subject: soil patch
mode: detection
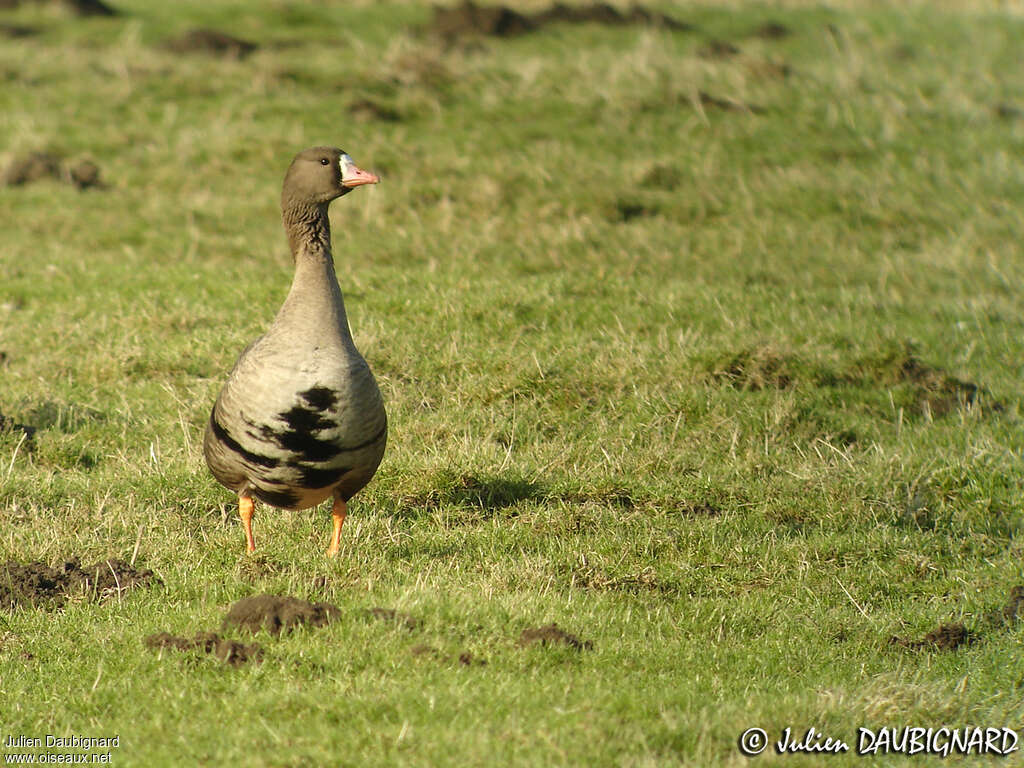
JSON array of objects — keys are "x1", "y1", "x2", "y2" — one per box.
[
  {"x1": 890, "y1": 585, "x2": 1024, "y2": 651},
  {"x1": 144, "y1": 631, "x2": 263, "y2": 666},
  {"x1": 889, "y1": 622, "x2": 971, "y2": 651},
  {"x1": 431, "y1": 3, "x2": 532, "y2": 38},
  {"x1": 614, "y1": 197, "x2": 660, "y2": 222},
  {"x1": 162, "y1": 28, "x2": 257, "y2": 58},
  {"x1": 751, "y1": 22, "x2": 790, "y2": 40},
  {"x1": 852, "y1": 341, "x2": 984, "y2": 417},
  {"x1": 996, "y1": 103, "x2": 1023, "y2": 121},
  {"x1": 366, "y1": 607, "x2": 422, "y2": 630},
  {"x1": 427, "y1": 1, "x2": 691, "y2": 41},
  {"x1": 3, "y1": 153, "x2": 104, "y2": 189},
  {"x1": 983, "y1": 585, "x2": 1024, "y2": 627},
  {"x1": 222, "y1": 594, "x2": 340, "y2": 636},
  {"x1": 0, "y1": 558, "x2": 157, "y2": 610},
  {"x1": 3, "y1": 152, "x2": 61, "y2": 186},
  {"x1": 68, "y1": 160, "x2": 101, "y2": 189},
  {"x1": 517, "y1": 623, "x2": 593, "y2": 651}
]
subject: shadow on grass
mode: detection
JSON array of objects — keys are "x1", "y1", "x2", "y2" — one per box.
[
  {"x1": 392, "y1": 471, "x2": 727, "y2": 524},
  {"x1": 392, "y1": 471, "x2": 544, "y2": 520}
]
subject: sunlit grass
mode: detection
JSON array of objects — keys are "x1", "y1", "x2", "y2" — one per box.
[{"x1": 1, "y1": 1, "x2": 1022, "y2": 766}]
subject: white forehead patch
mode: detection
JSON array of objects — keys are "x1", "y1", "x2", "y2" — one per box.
[{"x1": 340, "y1": 154, "x2": 354, "y2": 172}]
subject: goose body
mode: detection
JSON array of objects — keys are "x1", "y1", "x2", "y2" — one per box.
[{"x1": 203, "y1": 147, "x2": 386, "y2": 555}]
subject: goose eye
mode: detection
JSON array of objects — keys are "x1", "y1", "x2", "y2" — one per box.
[{"x1": 320, "y1": 158, "x2": 330, "y2": 166}]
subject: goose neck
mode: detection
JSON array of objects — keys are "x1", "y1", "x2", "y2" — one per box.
[{"x1": 283, "y1": 200, "x2": 332, "y2": 260}]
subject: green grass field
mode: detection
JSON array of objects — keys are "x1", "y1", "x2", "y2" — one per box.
[{"x1": 1, "y1": 0, "x2": 1023, "y2": 765}]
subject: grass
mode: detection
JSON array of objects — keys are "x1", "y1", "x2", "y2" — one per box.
[{"x1": 1, "y1": 0, "x2": 1023, "y2": 765}]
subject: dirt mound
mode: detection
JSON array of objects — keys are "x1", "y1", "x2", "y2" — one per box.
[
  {"x1": 982, "y1": 585, "x2": 1024, "y2": 627},
  {"x1": 852, "y1": 341, "x2": 984, "y2": 417},
  {"x1": 3, "y1": 152, "x2": 61, "y2": 186},
  {"x1": 517, "y1": 623, "x2": 593, "y2": 650},
  {"x1": 222, "y1": 594, "x2": 341, "y2": 636},
  {"x1": 162, "y1": 28, "x2": 257, "y2": 58},
  {"x1": 613, "y1": 197, "x2": 660, "y2": 222},
  {"x1": 996, "y1": 103, "x2": 1023, "y2": 120},
  {"x1": 889, "y1": 622, "x2": 971, "y2": 651},
  {"x1": 0, "y1": 557, "x2": 158, "y2": 610},
  {"x1": 68, "y1": 160, "x2": 101, "y2": 189},
  {"x1": 148, "y1": 594, "x2": 338, "y2": 667},
  {"x1": 752, "y1": 22, "x2": 790, "y2": 40},
  {"x1": 427, "y1": 1, "x2": 691, "y2": 41},
  {"x1": 889, "y1": 585, "x2": 1024, "y2": 651},
  {"x1": 430, "y1": 2, "x2": 532, "y2": 38},
  {"x1": 147, "y1": 598, "x2": 433, "y2": 669},
  {"x1": 144, "y1": 631, "x2": 263, "y2": 666},
  {"x1": 3, "y1": 152, "x2": 104, "y2": 189}
]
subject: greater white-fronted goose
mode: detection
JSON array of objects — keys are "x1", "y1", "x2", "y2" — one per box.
[{"x1": 203, "y1": 147, "x2": 386, "y2": 557}]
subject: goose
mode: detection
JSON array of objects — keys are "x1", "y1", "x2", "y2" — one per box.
[{"x1": 203, "y1": 147, "x2": 386, "y2": 557}]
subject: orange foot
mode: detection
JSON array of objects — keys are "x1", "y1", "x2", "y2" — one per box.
[
  {"x1": 239, "y1": 495, "x2": 256, "y2": 554},
  {"x1": 327, "y1": 497, "x2": 347, "y2": 558}
]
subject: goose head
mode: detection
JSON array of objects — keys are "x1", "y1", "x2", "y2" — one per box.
[{"x1": 282, "y1": 147, "x2": 380, "y2": 207}]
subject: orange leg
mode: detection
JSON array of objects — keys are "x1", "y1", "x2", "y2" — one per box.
[
  {"x1": 327, "y1": 497, "x2": 347, "y2": 558},
  {"x1": 239, "y1": 494, "x2": 256, "y2": 554}
]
